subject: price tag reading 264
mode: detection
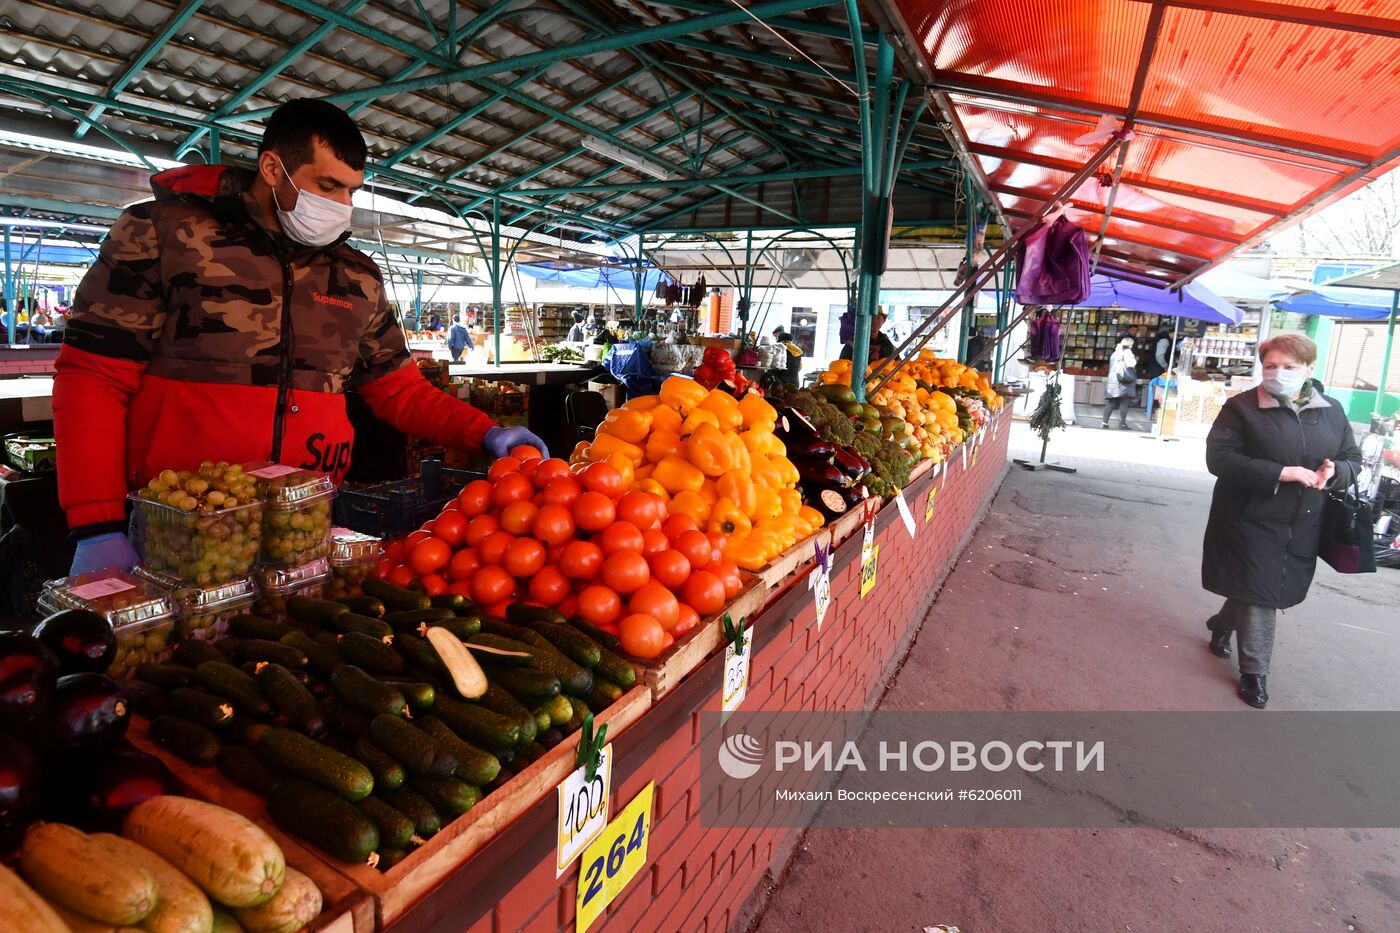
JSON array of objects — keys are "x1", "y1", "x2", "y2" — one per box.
[
  {"x1": 576, "y1": 783, "x2": 654, "y2": 932},
  {"x1": 556, "y1": 746, "x2": 612, "y2": 876}
]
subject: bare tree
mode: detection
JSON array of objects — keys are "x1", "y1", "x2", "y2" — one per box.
[{"x1": 1289, "y1": 172, "x2": 1400, "y2": 257}]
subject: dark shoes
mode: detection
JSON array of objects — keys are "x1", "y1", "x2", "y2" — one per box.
[
  {"x1": 1206, "y1": 616, "x2": 1232, "y2": 658},
  {"x1": 1238, "y1": 674, "x2": 1268, "y2": 709}
]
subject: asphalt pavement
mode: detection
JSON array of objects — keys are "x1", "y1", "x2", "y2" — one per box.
[{"x1": 742, "y1": 420, "x2": 1400, "y2": 933}]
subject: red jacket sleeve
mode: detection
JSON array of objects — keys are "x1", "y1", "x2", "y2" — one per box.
[
  {"x1": 53, "y1": 344, "x2": 146, "y2": 530},
  {"x1": 359, "y1": 362, "x2": 496, "y2": 455}
]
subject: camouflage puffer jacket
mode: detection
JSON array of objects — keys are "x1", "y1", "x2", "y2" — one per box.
[{"x1": 54, "y1": 164, "x2": 494, "y2": 532}]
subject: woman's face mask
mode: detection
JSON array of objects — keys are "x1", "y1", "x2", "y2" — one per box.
[
  {"x1": 1261, "y1": 354, "x2": 1311, "y2": 398},
  {"x1": 270, "y1": 154, "x2": 353, "y2": 247}
]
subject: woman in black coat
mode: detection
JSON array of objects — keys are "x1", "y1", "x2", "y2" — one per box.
[{"x1": 1202, "y1": 334, "x2": 1362, "y2": 708}]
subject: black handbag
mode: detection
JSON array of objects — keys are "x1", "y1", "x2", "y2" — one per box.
[{"x1": 1320, "y1": 479, "x2": 1376, "y2": 574}]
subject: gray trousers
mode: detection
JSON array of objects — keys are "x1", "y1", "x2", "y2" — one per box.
[{"x1": 1213, "y1": 599, "x2": 1278, "y2": 675}]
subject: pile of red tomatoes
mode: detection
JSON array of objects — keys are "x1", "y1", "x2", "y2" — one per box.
[{"x1": 374, "y1": 447, "x2": 745, "y2": 659}]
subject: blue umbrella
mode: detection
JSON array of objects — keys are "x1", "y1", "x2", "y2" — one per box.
[
  {"x1": 1082, "y1": 274, "x2": 1242, "y2": 325},
  {"x1": 1275, "y1": 285, "x2": 1394, "y2": 320}
]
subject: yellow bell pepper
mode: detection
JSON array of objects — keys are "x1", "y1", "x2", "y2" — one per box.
[
  {"x1": 798, "y1": 504, "x2": 826, "y2": 530},
  {"x1": 725, "y1": 433, "x2": 752, "y2": 474},
  {"x1": 681, "y1": 408, "x2": 721, "y2": 434},
  {"x1": 738, "y1": 392, "x2": 776, "y2": 427},
  {"x1": 725, "y1": 537, "x2": 768, "y2": 571},
  {"x1": 587, "y1": 432, "x2": 645, "y2": 466},
  {"x1": 717, "y1": 470, "x2": 758, "y2": 518},
  {"x1": 635, "y1": 478, "x2": 670, "y2": 501},
  {"x1": 707, "y1": 498, "x2": 753, "y2": 537},
  {"x1": 653, "y1": 456, "x2": 704, "y2": 495},
  {"x1": 778, "y1": 488, "x2": 802, "y2": 516},
  {"x1": 698, "y1": 390, "x2": 743, "y2": 431},
  {"x1": 669, "y1": 489, "x2": 712, "y2": 525},
  {"x1": 749, "y1": 458, "x2": 781, "y2": 490},
  {"x1": 752, "y1": 486, "x2": 783, "y2": 522},
  {"x1": 634, "y1": 463, "x2": 655, "y2": 482},
  {"x1": 686, "y1": 422, "x2": 734, "y2": 477},
  {"x1": 649, "y1": 403, "x2": 683, "y2": 435},
  {"x1": 605, "y1": 452, "x2": 635, "y2": 489},
  {"x1": 699, "y1": 478, "x2": 718, "y2": 505},
  {"x1": 623, "y1": 396, "x2": 661, "y2": 412},
  {"x1": 741, "y1": 429, "x2": 769, "y2": 459},
  {"x1": 569, "y1": 441, "x2": 590, "y2": 464},
  {"x1": 660, "y1": 375, "x2": 708, "y2": 413},
  {"x1": 645, "y1": 429, "x2": 684, "y2": 464},
  {"x1": 764, "y1": 433, "x2": 787, "y2": 457},
  {"x1": 769, "y1": 455, "x2": 800, "y2": 486},
  {"x1": 600, "y1": 408, "x2": 653, "y2": 444}
]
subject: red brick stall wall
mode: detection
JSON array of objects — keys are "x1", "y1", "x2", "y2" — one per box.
[
  {"x1": 0, "y1": 345, "x2": 59, "y2": 375},
  {"x1": 392, "y1": 411, "x2": 1013, "y2": 933}
]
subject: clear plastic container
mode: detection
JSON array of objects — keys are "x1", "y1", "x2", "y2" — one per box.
[
  {"x1": 40, "y1": 570, "x2": 177, "y2": 678},
  {"x1": 327, "y1": 528, "x2": 383, "y2": 600},
  {"x1": 254, "y1": 557, "x2": 332, "y2": 619},
  {"x1": 134, "y1": 567, "x2": 256, "y2": 643},
  {"x1": 129, "y1": 491, "x2": 263, "y2": 586},
  {"x1": 247, "y1": 463, "x2": 336, "y2": 567}
]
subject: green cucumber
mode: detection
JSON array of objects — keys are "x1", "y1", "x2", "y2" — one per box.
[
  {"x1": 331, "y1": 665, "x2": 408, "y2": 718},
  {"x1": 280, "y1": 629, "x2": 344, "y2": 679},
  {"x1": 479, "y1": 617, "x2": 530, "y2": 640},
  {"x1": 465, "y1": 634, "x2": 536, "y2": 666},
  {"x1": 409, "y1": 775, "x2": 481, "y2": 818},
  {"x1": 221, "y1": 637, "x2": 308, "y2": 669},
  {"x1": 268, "y1": 779, "x2": 379, "y2": 865},
  {"x1": 168, "y1": 687, "x2": 237, "y2": 731},
  {"x1": 429, "y1": 593, "x2": 469, "y2": 612},
  {"x1": 485, "y1": 666, "x2": 561, "y2": 704},
  {"x1": 595, "y1": 647, "x2": 637, "y2": 688},
  {"x1": 383, "y1": 607, "x2": 456, "y2": 632},
  {"x1": 135, "y1": 663, "x2": 194, "y2": 691},
  {"x1": 543, "y1": 694, "x2": 574, "y2": 729},
  {"x1": 193, "y1": 661, "x2": 274, "y2": 717},
  {"x1": 587, "y1": 682, "x2": 624, "y2": 710},
  {"x1": 418, "y1": 717, "x2": 501, "y2": 786},
  {"x1": 227, "y1": 613, "x2": 290, "y2": 641},
  {"x1": 286, "y1": 595, "x2": 350, "y2": 626},
  {"x1": 326, "y1": 612, "x2": 395, "y2": 640},
  {"x1": 217, "y1": 745, "x2": 281, "y2": 795},
  {"x1": 363, "y1": 578, "x2": 432, "y2": 613},
  {"x1": 337, "y1": 631, "x2": 407, "y2": 674},
  {"x1": 382, "y1": 788, "x2": 440, "y2": 839},
  {"x1": 427, "y1": 616, "x2": 481, "y2": 641},
  {"x1": 256, "y1": 725, "x2": 375, "y2": 800},
  {"x1": 506, "y1": 603, "x2": 568, "y2": 626},
  {"x1": 173, "y1": 639, "x2": 228, "y2": 668},
  {"x1": 513, "y1": 631, "x2": 593, "y2": 697},
  {"x1": 368, "y1": 715, "x2": 458, "y2": 778},
  {"x1": 356, "y1": 796, "x2": 415, "y2": 851},
  {"x1": 521, "y1": 742, "x2": 548, "y2": 764},
  {"x1": 565, "y1": 698, "x2": 591, "y2": 731},
  {"x1": 352, "y1": 735, "x2": 407, "y2": 793},
  {"x1": 256, "y1": 662, "x2": 327, "y2": 738},
  {"x1": 529, "y1": 706, "x2": 552, "y2": 734},
  {"x1": 523, "y1": 620, "x2": 601, "y2": 668},
  {"x1": 375, "y1": 677, "x2": 436, "y2": 716},
  {"x1": 122, "y1": 679, "x2": 167, "y2": 718},
  {"x1": 432, "y1": 694, "x2": 520, "y2": 750},
  {"x1": 474, "y1": 683, "x2": 537, "y2": 746},
  {"x1": 320, "y1": 697, "x2": 371, "y2": 737},
  {"x1": 375, "y1": 848, "x2": 408, "y2": 872},
  {"x1": 394, "y1": 635, "x2": 445, "y2": 673},
  {"x1": 567, "y1": 617, "x2": 623, "y2": 651},
  {"x1": 149, "y1": 715, "x2": 221, "y2": 765},
  {"x1": 338, "y1": 595, "x2": 387, "y2": 618}
]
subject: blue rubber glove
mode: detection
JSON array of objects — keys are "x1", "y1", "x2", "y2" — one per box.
[
  {"x1": 70, "y1": 531, "x2": 140, "y2": 576},
  {"x1": 483, "y1": 425, "x2": 549, "y2": 459}
]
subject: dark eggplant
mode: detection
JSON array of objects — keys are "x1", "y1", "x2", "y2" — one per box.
[
  {"x1": 30, "y1": 609, "x2": 117, "y2": 676},
  {"x1": 0, "y1": 632, "x2": 59, "y2": 719},
  {"x1": 831, "y1": 445, "x2": 871, "y2": 479},
  {"x1": 0, "y1": 742, "x2": 41, "y2": 826},
  {"x1": 48, "y1": 672, "x2": 130, "y2": 752},
  {"x1": 796, "y1": 458, "x2": 850, "y2": 489},
  {"x1": 83, "y1": 747, "x2": 172, "y2": 830}
]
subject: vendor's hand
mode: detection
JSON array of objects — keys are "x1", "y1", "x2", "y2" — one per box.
[
  {"x1": 1279, "y1": 465, "x2": 1319, "y2": 487},
  {"x1": 70, "y1": 531, "x2": 140, "y2": 576},
  {"x1": 1313, "y1": 459, "x2": 1336, "y2": 490},
  {"x1": 483, "y1": 425, "x2": 549, "y2": 459}
]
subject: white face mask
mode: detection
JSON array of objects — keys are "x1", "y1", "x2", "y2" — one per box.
[
  {"x1": 1262, "y1": 368, "x2": 1308, "y2": 398},
  {"x1": 269, "y1": 155, "x2": 352, "y2": 247}
]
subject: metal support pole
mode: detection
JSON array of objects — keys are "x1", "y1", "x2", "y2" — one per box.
[
  {"x1": 491, "y1": 197, "x2": 502, "y2": 367},
  {"x1": 1376, "y1": 289, "x2": 1399, "y2": 419},
  {"x1": 958, "y1": 176, "x2": 976, "y2": 364},
  {"x1": 632, "y1": 240, "x2": 644, "y2": 327},
  {"x1": 209, "y1": 127, "x2": 220, "y2": 164},
  {"x1": 413, "y1": 269, "x2": 423, "y2": 329},
  {"x1": 739, "y1": 228, "x2": 755, "y2": 345},
  {"x1": 3, "y1": 226, "x2": 13, "y2": 346}
]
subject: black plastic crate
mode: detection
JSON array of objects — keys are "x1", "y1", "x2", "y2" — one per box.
[{"x1": 333, "y1": 460, "x2": 484, "y2": 538}]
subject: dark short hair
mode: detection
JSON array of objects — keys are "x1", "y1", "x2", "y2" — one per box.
[{"x1": 259, "y1": 99, "x2": 367, "y2": 172}]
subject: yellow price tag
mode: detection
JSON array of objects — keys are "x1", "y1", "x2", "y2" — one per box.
[
  {"x1": 859, "y1": 544, "x2": 879, "y2": 598},
  {"x1": 576, "y1": 783, "x2": 654, "y2": 933},
  {"x1": 924, "y1": 486, "x2": 938, "y2": 523}
]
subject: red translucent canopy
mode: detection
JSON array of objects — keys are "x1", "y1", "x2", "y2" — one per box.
[{"x1": 889, "y1": 0, "x2": 1400, "y2": 284}]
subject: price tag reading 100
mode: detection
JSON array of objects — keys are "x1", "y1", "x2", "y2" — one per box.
[
  {"x1": 556, "y1": 745, "x2": 612, "y2": 876},
  {"x1": 576, "y1": 782, "x2": 654, "y2": 933}
]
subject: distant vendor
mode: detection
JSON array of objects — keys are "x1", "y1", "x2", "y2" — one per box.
[{"x1": 839, "y1": 311, "x2": 896, "y2": 362}]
